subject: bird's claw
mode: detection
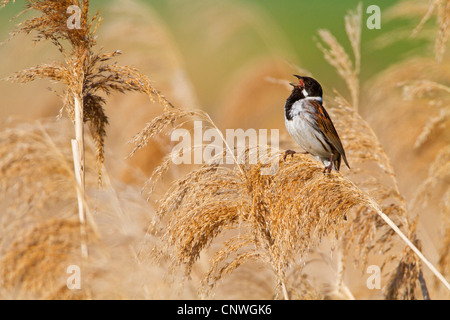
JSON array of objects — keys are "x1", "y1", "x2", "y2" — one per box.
[
  {"x1": 283, "y1": 150, "x2": 297, "y2": 161},
  {"x1": 323, "y1": 163, "x2": 333, "y2": 174}
]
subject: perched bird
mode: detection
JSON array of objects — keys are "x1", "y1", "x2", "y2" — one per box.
[{"x1": 284, "y1": 75, "x2": 350, "y2": 173}]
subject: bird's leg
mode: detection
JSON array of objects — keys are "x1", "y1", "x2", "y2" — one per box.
[
  {"x1": 323, "y1": 154, "x2": 334, "y2": 173},
  {"x1": 283, "y1": 149, "x2": 297, "y2": 161}
]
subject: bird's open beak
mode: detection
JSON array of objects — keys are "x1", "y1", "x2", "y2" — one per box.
[{"x1": 292, "y1": 74, "x2": 304, "y2": 88}]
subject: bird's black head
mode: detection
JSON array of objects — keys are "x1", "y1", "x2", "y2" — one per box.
[{"x1": 290, "y1": 75, "x2": 323, "y2": 98}]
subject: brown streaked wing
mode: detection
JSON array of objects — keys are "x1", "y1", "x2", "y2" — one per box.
[{"x1": 307, "y1": 100, "x2": 350, "y2": 169}]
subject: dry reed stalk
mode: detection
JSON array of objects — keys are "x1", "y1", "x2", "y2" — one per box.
[
  {"x1": 98, "y1": 0, "x2": 201, "y2": 182},
  {"x1": 329, "y1": 77, "x2": 429, "y2": 299},
  {"x1": 0, "y1": 119, "x2": 191, "y2": 299},
  {"x1": 414, "y1": 0, "x2": 450, "y2": 63},
  {"x1": 435, "y1": 0, "x2": 450, "y2": 63},
  {"x1": 132, "y1": 2, "x2": 449, "y2": 295},
  {"x1": 364, "y1": 57, "x2": 450, "y2": 205},
  {"x1": 363, "y1": 54, "x2": 450, "y2": 298},
  {"x1": 411, "y1": 145, "x2": 450, "y2": 277},
  {"x1": 146, "y1": 137, "x2": 450, "y2": 297},
  {"x1": 0, "y1": 119, "x2": 99, "y2": 249},
  {"x1": 0, "y1": 119, "x2": 93, "y2": 298},
  {"x1": 440, "y1": 192, "x2": 450, "y2": 278},
  {"x1": 1, "y1": 0, "x2": 171, "y2": 258},
  {"x1": 131, "y1": 89, "x2": 450, "y2": 299},
  {"x1": 396, "y1": 79, "x2": 450, "y2": 283},
  {"x1": 73, "y1": 94, "x2": 88, "y2": 257},
  {"x1": 312, "y1": 3, "x2": 444, "y2": 298}
]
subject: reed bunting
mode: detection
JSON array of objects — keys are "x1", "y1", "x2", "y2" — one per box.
[{"x1": 284, "y1": 75, "x2": 350, "y2": 173}]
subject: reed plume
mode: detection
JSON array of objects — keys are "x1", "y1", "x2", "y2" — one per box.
[
  {"x1": 316, "y1": 3, "x2": 361, "y2": 110},
  {"x1": 0, "y1": 119, "x2": 94, "y2": 298},
  {"x1": 401, "y1": 79, "x2": 450, "y2": 283},
  {"x1": 1, "y1": 0, "x2": 171, "y2": 258},
  {"x1": 1, "y1": 0, "x2": 449, "y2": 300},
  {"x1": 0, "y1": 118, "x2": 101, "y2": 244},
  {"x1": 135, "y1": 89, "x2": 449, "y2": 300},
  {"x1": 315, "y1": 3, "x2": 441, "y2": 299},
  {"x1": 135, "y1": 3, "x2": 450, "y2": 300},
  {"x1": 0, "y1": 118, "x2": 196, "y2": 299},
  {"x1": 410, "y1": 145, "x2": 450, "y2": 281},
  {"x1": 142, "y1": 115, "x2": 448, "y2": 299}
]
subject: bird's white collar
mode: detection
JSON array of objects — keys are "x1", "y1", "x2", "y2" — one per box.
[
  {"x1": 301, "y1": 88, "x2": 322, "y2": 102},
  {"x1": 303, "y1": 96, "x2": 323, "y2": 103}
]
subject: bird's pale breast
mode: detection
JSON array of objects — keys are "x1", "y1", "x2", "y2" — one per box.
[{"x1": 285, "y1": 100, "x2": 332, "y2": 158}]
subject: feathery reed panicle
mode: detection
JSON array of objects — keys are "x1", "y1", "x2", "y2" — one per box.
[
  {"x1": 3, "y1": 0, "x2": 448, "y2": 300},
  {"x1": 128, "y1": 109, "x2": 199, "y2": 159},
  {"x1": 1, "y1": 0, "x2": 172, "y2": 177},
  {"x1": 135, "y1": 84, "x2": 446, "y2": 298},
  {"x1": 137, "y1": 3, "x2": 449, "y2": 297},
  {"x1": 396, "y1": 78, "x2": 450, "y2": 283},
  {"x1": 412, "y1": 145, "x2": 450, "y2": 278},
  {"x1": 0, "y1": 119, "x2": 97, "y2": 299},
  {"x1": 329, "y1": 74, "x2": 425, "y2": 300},
  {"x1": 150, "y1": 144, "x2": 374, "y2": 298},
  {"x1": 316, "y1": 95, "x2": 435, "y2": 298},
  {"x1": 0, "y1": 118, "x2": 190, "y2": 299},
  {"x1": 316, "y1": 3, "x2": 361, "y2": 110},
  {"x1": 313, "y1": 3, "x2": 434, "y2": 298},
  {"x1": 1, "y1": 0, "x2": 175, "y2": 258},
  {"x1": 146, "y1": 123, "x2": 441, "y2": 299}
]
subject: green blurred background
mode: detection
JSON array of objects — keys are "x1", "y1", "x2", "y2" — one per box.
[{"x1": 0, "y1": 0, "x2": 430, "y2": 115}]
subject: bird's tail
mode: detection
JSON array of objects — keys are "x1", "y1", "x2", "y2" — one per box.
[
  {"x1": 333, "y1": 153, "x2": 350, "y2": 172},
  {"x1": 342, "y1": 152, "x2": 350, "y2": 170},
  {"x1": 333, "y1": 154, "x2": 341, "y2": 172}
]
